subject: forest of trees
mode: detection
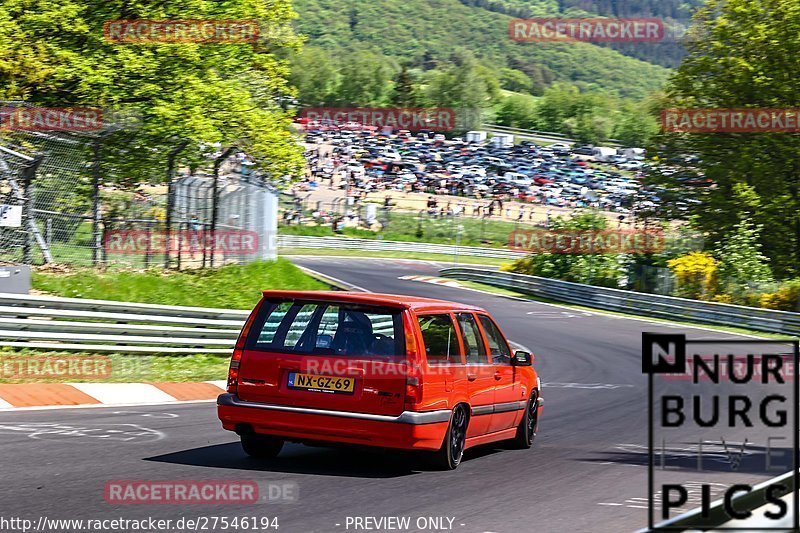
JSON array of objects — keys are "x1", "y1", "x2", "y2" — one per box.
[
  {"x1": 288, "y1": 44, "x2": 659, "y2": 145},
  {"x1": 288, "y1": 0, "x2": 695, "y2": 144},
  {"x1": 456, "y1": 0, "x2": 701, "y2": 67},
  {"x1": 292, "y1": 0, "x2": 670, "y2": 99}
]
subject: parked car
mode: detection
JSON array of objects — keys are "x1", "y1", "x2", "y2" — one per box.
[
  {"x1": 218, "y1": 291, "x2": 543, "y2": 470},
  {"x1": 592, "y1": 147, "x2": 618, "y2": 162},
  {"x1": 619, "y1": 161, "x2": 644, "y2": 171},
  {"x1": 572, "y1": 145, "x2": 595, "y2": 156}
]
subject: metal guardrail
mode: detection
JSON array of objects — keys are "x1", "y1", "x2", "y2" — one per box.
[
  {"x1": 278, "y1": 235, "x2": 526, "y2": 260},
  {"x1": 483, "y1": 124, "x2": 623, "y2": 147},
  {"x1": 0, "y1": 292, "x2": 397, "y2": 354},
  {"x1": 438, "y1": 267, "x2": 800, "y2": 336},
  {"x1": 0, "y1": 293, "x2": 248, "y2": 353}
]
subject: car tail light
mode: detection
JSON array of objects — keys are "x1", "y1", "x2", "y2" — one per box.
[
  {"x1": 405, "y1": 364, "x2": 423, "y2": 407},
  {"x1": 404, "y1": 317, "x2": 423, "y2": 408},
  {"x1": 227, "y1": 300, "x2": 263, "y2": 394}
]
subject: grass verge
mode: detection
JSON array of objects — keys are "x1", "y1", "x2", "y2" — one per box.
[
  {"x1": 32, "y1": 258, "x2": 328, "y2": 310},
  {"x1": 0, "y1": 349, "x2": 229, "y2": 384},
  {"x1": 279, "y1": 212, "x2": 523, "y2": 249}
]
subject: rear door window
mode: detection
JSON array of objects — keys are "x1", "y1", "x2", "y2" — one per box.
[
  {"x1": 417, "y1": 314, "x2": 460, "y2": 364},
  {"x1": 247, "y1": 300, "x2": 404, "y2": 358},
  {"x1": 456, "y1": 313, "x2": 488, "y2": 364}
]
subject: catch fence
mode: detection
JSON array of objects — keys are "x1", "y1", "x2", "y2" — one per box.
[{"x1": 0, "y1": 102, "x2": 278, "y2": 268}]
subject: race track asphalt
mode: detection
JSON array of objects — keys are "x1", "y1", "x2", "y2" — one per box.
[{"x1": 0, "y1": 257, "x2": 786, "y2": 533}]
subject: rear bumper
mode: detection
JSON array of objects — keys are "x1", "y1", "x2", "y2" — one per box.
[{"x1": 217, "y1": 393, "x2": 450, "y2": 451}]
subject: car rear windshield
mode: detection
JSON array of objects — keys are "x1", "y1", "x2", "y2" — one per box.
[{"x1": 245, "y1": 299, "x2": 406, "y2": 358}]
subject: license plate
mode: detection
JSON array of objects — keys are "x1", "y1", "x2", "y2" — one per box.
[{"x1": 287, "y1": 372, "x2": 355, "y2": 394}]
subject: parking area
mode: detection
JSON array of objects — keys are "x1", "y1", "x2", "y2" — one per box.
[{"x1": 297, "y1": 127, "x2": 665, "y2": 219}]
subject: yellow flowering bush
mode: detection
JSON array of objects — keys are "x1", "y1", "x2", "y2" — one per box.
[
  {"x1": 667, "y1": 252, "x2": 719, "y2": 300},
  {"x1": 759, "y1": 281, "x2": 800, "y2": 311}
]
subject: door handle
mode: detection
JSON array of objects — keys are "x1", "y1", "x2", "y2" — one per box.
[
  {"x1": 494, "y1": 372, "x2": 502, "y2": 381},
  {"x1": 467, "y1": 374, "x2": 477, "y2": 382}
]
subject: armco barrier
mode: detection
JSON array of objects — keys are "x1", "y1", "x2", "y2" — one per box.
[
  {"x1": 0, "y1": 293, "x2": 248, "y2": 353},
  {"x1": 278, "y1": 235, "x2": 526, "y2": 260},
  {"x1": 483, "y1": 123, "x2": 623, "y2": 147},
  {"x1": 0, "y1": 292, "x2": 393, "y2": 353},
  {"x1": 438, "y1": 267, "x2": 800, "y2": 336}
]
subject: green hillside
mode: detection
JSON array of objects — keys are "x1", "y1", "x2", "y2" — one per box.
[
  {"x1": 293, "y1": 0, "x2": 670, "y2": 99},
  {"x1": 457, "y1": 0, "x2": 704, "y2": 68}
]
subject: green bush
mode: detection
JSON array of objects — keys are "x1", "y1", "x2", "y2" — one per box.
[{"x1": 759, "y1": 280, "x2": 800, "y2": 311}]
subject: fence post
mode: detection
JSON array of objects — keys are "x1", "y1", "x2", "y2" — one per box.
[
  {"x1": 144, "y1": 220, "x2": 152, "y2": 268},
  {"x1": 210, "y1": 146, "x2": 236, "y2": 268},
  {"x1": 21, "y1": 155, "x2": 44, "y2": 265},
  {"x1": 90, "y1": 135, "x2": 107, "y2": 266},
  {"x1": 164, "y1": 140, "x2": 189, "y2": 269},
  {"x1": 176, "y1": 221, "x2": 183, "y2": 270}
]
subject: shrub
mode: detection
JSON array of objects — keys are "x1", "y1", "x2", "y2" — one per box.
[
  {"x1": 667, "y1": 252, "x2": 718, "y2": 300},
  {"x1": 711, "y1": 294, "x2": 733, "y2": 304},
  {"x1": 758, "y1": 280, "x2": 800, "y2": 311}
]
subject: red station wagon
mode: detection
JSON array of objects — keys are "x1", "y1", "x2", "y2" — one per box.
[{"x1": 217, "y1": 291, "x2": 543, "y2": 469}]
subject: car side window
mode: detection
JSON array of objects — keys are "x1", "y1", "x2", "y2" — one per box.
[
  {"x1": 478, "y1": 315, "x2": 511, "y2": 364},
  {"x1": 417, "y1": 314, "x2": 459, "y2": 364},
  {"x1": 456, "y1": 313, "x2": 488, "y2": 364}
]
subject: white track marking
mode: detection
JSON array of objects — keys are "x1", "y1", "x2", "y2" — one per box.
[
  {"x1": 543, "y1": 382, "x2": 635, "y2": 390},
  {"x1": 0, "y1": 399, "x2": 216, "y2": 413},
  {"x1": 69, "y1": 383, "x2": 176, "y2": 405}
]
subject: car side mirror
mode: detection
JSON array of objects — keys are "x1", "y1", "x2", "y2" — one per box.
[{"x1": 511, "y1": 351, "x2": 533, "y2": 366}]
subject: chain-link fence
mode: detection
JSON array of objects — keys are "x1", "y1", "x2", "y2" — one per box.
[{"x1": 0, "y1": 101, "x2": 278, "y2": 268}]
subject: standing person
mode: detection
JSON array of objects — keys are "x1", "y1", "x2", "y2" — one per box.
[
  {"x1": 427, "y1": 196, "x2": 438, "y2": 215},
  {"x1": 188, "y1": 214, "x2": 202, "y2": 259},
  {"x1": 518, "y1": 206, "x2": 525, "y2": 222}
]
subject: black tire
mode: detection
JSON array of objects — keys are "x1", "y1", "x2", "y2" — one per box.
[
  {"x1": 511, "y1": 390, "x2": 539, "y2": 449},
  {"x1": 432, "y1": 405, "x2": 468, "y2": 470},
  {"x1": 240, "y1": 433, "x2": 284, "y2": 459}
]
